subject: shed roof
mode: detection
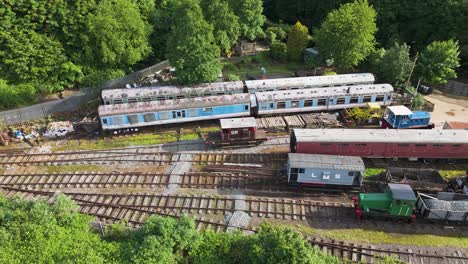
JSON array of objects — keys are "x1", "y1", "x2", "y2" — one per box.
[
  {"x1": 388, "y1": 184, "x2": 416, "y2": 201},
  {"x1": 292, "y1": 129, "x2": 468, "y2": 144},
  {"x1": 387, "y1": 105, "x2": 413, "y2": 116},
  {"x1": 245, "y1": 73, "x2": 375, "y2": 90},
  {"x1": 445, "y1": 121, "x2": 468, "y2": 130},
  {"x1": 255, "y1": 84, "x2": 393, "y2": 103},
  {"x1": 220, "y1": 117, "x2": 257, "y2": 129},
  {"x1": 98, "y1": 94, "x2": 250, "y2": 116},
  {"x1": 288, "y1": 153, "x2": 365, "y2": 171}
]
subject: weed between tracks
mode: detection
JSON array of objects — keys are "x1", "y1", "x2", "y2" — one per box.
[
  {"x1": 364, "y1": 168, "x2": 385, "y2": 178},
  {"x1": 291, "y1": 224, "x2": 468, "y2": 248}
]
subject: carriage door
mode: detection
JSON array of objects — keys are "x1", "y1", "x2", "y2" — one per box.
[{"x1": 172, "y1": 110, "x2": 187, "y2": 119}]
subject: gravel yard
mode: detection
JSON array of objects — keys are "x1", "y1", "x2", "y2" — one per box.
[{"x1": 424, "y1": 93, "x2": 468, "y2": 128}]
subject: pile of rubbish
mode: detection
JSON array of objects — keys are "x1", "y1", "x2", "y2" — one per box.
[
  {"x1": 43, "y1": 121, "x2": 75, "y2": 138},
  {"x1": 425, "y1": 199, "x2": 468, "y2": 211}
]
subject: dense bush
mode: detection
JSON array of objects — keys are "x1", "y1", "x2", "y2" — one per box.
[
  {"x1": 270, "y1": 42, "x2": 288, "y2": 62},
  {"x1": 265, "y1": 26, "x2": 287, "y2": 46}
]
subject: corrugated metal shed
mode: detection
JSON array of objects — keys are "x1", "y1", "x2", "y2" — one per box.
[
  {"x1": 245, "y1": 73, "x2": 375, "y2": 90},
  {"x1": 293, "y1": 128, "x2": 468, "y2": 144},
  {"x1": 220, "y1": 117, "x2": 257, "y2": 129},
  {"x1": 288, "y1": 153, "x2": 364, "y2": 171},
  {"x1": 388, "y1": 184, "x2": 417, "y2": 201},
  {"x1": 98, "y1": 94, "x2": 250, "y2": 116},
  {"x1": 255, "y1": 84, "x2": 393, "y2": 103}
]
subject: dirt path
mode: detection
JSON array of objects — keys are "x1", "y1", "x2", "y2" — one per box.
[{"x1": 424, "y1": 94, "x2": 468, "y2": 128}]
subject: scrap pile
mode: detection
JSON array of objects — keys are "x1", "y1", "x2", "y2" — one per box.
[
  {"x1": 300, "y1": 113, "x2": 342, "y2": 128},
  {"x1": 256, "y1": 116, "x2": 286, "y2": 132},
  {"x1": 283, "y1": 115, "x2": 305, "y2": 130},
  {"x1": 425, "y1": 199, "x2": 468, "y2": 211},
  {"x1": 44, "y1": 121, "x2": 75, "y2": 138}
]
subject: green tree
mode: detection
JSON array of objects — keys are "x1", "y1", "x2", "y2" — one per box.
[
  {"x1": 265, "y1": 26, "x2": 287, "y2": 46},
  {"x1": 287, "y1": 21, "x2": 310, "y2": 61},
  {"x1": 229, "y1": 0, "x2": 266, "y2": 41},
  {"x1": 82, "y1": 0, "x2": 152, "y2": 68},
  {"x1": 201, "y1": 0, "x2": 241, "y2": 54},
  {"x1": 314, "y1": 0, "x2": 377, "y2": 71},
  {"x1": 166, "y1": 0, "x2": 221, "y2": 84},
  {"x1": 366, "y1": 42, "x2": 412, "y2": 85},
  {"x1": 0, "y1": 29, "x2": 82, "y2": 93},
  {"x1": 416, "y1": 40, "x2": 461, "y2": 85},
  {"x1": 270, "y1": 42, "x2": 288, "y2": 62}
]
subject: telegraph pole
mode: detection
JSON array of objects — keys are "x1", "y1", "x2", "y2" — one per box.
[{"x1": 405, "y1": 52, "x2": 419, "y2": 91}]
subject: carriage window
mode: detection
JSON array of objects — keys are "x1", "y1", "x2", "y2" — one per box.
[
  {"x1": 348, "y1": 171, "x2": 356, "y2": 177},
  {"x1": 128, "y1": 98, "x2": 137, "y2": 103},
  {"x1": 415, "y1": 144, "x2": 426, "y2": 147},
  {"x1": 181, "y1": 110, "x2": 186, "y2": 117},
  {"x1": 338, "y1": 143, "x2": 349, "y2": 146},
  {"x1": 156, "y1": 96, "x2": 166, "y2": 101},
  {"x1": 350, "y1": 97, "x2": 359, "y2": 104},
  {"x1": 298, "y1": 168, "x2": 305, "y2": 173},
  {"x1": 168, "y1": 96, "x2": 174, "y2": 100},
  {"x1": 114, "y1": 99, "x2": 123, "y2": 104},
  {"x1": 172, "y1": 111, "x2": 177, "y2": 118},
  {"x1": 244, "y1": 105, "x2": 249, "y2": 110},
  {"x1": 102, "y1": 118, "x2": 107, "y2": 124},
  {"x1": 452, "y1": 144, "x2": 461, "y2": 147},
  {"x1": 217, "y1": 92, "x2": 225, "y2": 95},
  {"x1": 355, "y1": 143, "x2": 367, "y2": 146},
  {"x1": 363, "y1": 96, "x2": 371, "y2": 103},
  {"x1": 128, "y1": 115, "x2": 139, "y2": 124},
  {"x1": 432, "y1": 144, "x2": 443, "y2": 147},
  {"x1": 376, "y1": 95, "x2": 385, "y2": 101},
  {"x1": 398, "y1": 144, "x2": 409, "y2": 146},
  {"x1": 277, "y1": 102, "x2": 286, "y2": 109},
  {"x1": 336, "y1": 98, "x2": 346, "y2": 104},
  {"x1": 317, "y1": 98, "x2": 327, "y2": 106},
  {"x1": 304, "y1": 100, "x2": 313, "y2": 107},
  {"x1": 291, "y1": 101, "x2": 300, "y2": 108},
  {"x1": 142, "y1": 97, "x2": 151, "y2": 102},
  {"x1": 176, "y1": 95, "x2": 184, "y2": 99},
  {"x1": 203, "y1": 107, "x2": 213, "y2": 112},
  {"x1": 320, "y1": 143, "x2": 331, "y2": 146},
  {"x1": 261, "y1": 104, "x2": 267, "y2": 110},
  {"x1": 143, "y1": 113, "x2": 156, "y2": 122},
  {"x1": 105, "y1": 101, "x2": 110, "y2": 105}
]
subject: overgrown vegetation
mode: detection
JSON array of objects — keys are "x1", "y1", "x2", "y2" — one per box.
[
  {"x1": 0, "y1": 195, "x2": 350, "y2": 263},
  {"x1": 364, "y1": 168, "x2": 385, "y2": 178}
]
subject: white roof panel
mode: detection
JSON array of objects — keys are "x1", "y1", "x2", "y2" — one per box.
[
  {"x1": 293, "y1": 129, "x2": 468, "y2": 144},
  {"x1": 220, "y1": 117, "x2": 257, "y2": 129},
  {"x1": 288, "y1": 153, "x2": 365, "y2": 171},
  {"x1": 245, "y1": 73, "x2": 375, "y2": 90},
  {"x1": 387, "y1": 105, "x2": 413, "y2": 116},
  {"x1": 255, "y1": 84, "x2": 393, "y2": 103}
]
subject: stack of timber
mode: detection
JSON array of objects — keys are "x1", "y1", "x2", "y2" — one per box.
[
  {"x1": 256, "y1": 116, "x2": 287, "y2": 132},
  {"x1": 300, "y1": 113, "x2": 342, "y2": 128},
  {"x1": 283, "y1": 115, "x2": 305, "y2": 130}
]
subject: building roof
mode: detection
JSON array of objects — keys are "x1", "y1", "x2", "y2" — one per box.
[
  {"x1": 245, "y1": 73, "x2": 375, "y2": 90},
  {"x1": 255, "y1": 84, "x2": 394, "y2": 103},
  {"x1": 102, "y1": 81, "x2": 245, "y2": 101},
  {"x1": 445, "y1": 121, "x2": 468, "y2": 130},
  {"x1": 220, "y1": 117, "x2": 257, "y2": 129},
  {"x1": 292, "y1": 128, "x2": 468, "y2": 144},
  {"x1": 288, "y1": 153, "x2": 365, "y2": 171},
  {"x1": 387, "y1": 105, "x2": 413, "y2": 116},
  {"x1": 98, "y1": 94, "x2": 250, "y2": 116},
  {"x1": 388, "y1": 184, "x2": 416, "y2": 201}
]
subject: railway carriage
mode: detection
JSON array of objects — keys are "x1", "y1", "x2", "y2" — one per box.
[
  {"x1": 254, "y1": 84, "x2": 393, "y2": 115},
  {"x1": 290, "y1": 129, "x2": 468, "y2": 160},
  {"x1": 99, "y1": 94, "x2": 251, "y2": 130},
  {"x1": 245, "y1": 73, "x2": 375, "y2": 93},
  {"x1": 287, "y1": 153, "x2": 364, "y2": 188},
  {"x1": 102, "y1": 81, "x2": 245, "y2": 105}
]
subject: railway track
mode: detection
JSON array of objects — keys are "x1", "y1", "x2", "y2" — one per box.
[
  {"x1": 1, "y1": 186, "x2": 466, "y2": 263},
  {"x1": 0, "y1": 150, "x2": 288, "y2": 166},
  {"x1": 0, "y1": 186, "x2": 353, "y2": 221}
]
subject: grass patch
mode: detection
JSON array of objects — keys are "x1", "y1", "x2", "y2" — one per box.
[
  {"x1": 53, "y1": 132, "x2": 178, "y2": 151},
  {"x1": 292, "y1": 224, "x2": 468, "y2": 248},
  {"x1": 181, "y1": 133, "x2": 199, "y2": 141},
  {"x1": 364, "y1": 168, "x2": 385, "y2": 178},
  {"x1": 439, "y1": 170, "x2": 465, "y2": 180},
  {"x1": 199, "y1": 126, "x2": 219, "y2": 133},
  {"x1": 45, "y1": 165, "x2": 106, "y2": 174}
]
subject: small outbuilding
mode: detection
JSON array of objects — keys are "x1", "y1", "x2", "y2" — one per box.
[{"x1": 219, "y1": 117, "x2": 257, "y2": 142}]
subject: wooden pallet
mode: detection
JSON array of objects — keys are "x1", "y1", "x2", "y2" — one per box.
[
  {"x1": 300, "y1": 113, "x2": 342, "y2": 128},
  {"x1": 256, "y1": 117, "x2": 286, "y2": 132},
  {"x1": 283, "y1": 115, "x2": 305, "y2": 130}
]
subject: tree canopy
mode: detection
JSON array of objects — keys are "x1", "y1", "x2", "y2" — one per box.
[
  {"x1": 366, "y1": 42, "x2": 412, "y2": 85},
  {"x1": 229, "y1": 0, "x2": 266, "y2": 41},
  {"x1": 416, "y1": 40, "x2": 461, "y2": 85},
  {"x1": 314, "y1": 0, "x2": 377, "y2": 71},
  {"x1": 81, "y1": 0, "x2": 152, "y2": 69},
  {"x1": 166, "y1": 0, "x2": 221, "y2": 84},
  {"x1": 287, "y1": 21, "x2": 310, "y2": 61}
]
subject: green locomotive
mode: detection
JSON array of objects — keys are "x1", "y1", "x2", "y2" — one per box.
[{"x1": 353, "y1": 184, "x2": 417, "y2": 223}]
